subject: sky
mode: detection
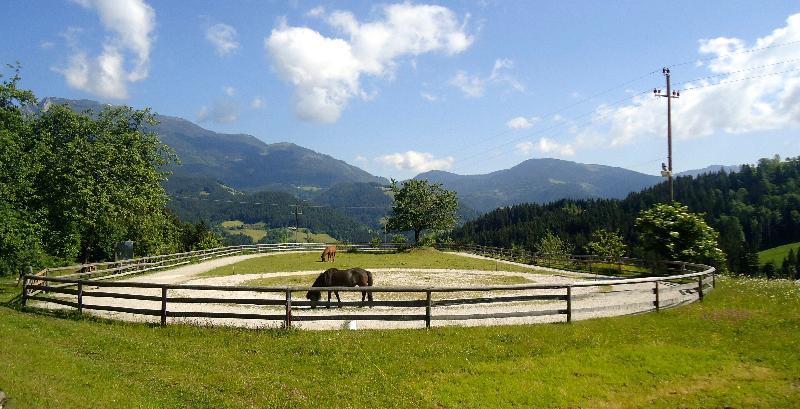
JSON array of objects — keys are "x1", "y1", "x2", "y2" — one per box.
[{"x1": 3, "y1": 0, "x2": 800, "y2": 180}]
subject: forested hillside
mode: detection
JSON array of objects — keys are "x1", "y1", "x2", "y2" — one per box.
[
  {"x1": 453, "y1": 156, "x2": 800, "y2": 275},
  {"x1": 165, "y1": 176, "x2": 374, "y2": 243}
]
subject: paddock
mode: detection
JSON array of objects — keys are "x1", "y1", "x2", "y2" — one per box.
[{"x1": 21, "y1": 244, "x2": 715, "y2": 330}]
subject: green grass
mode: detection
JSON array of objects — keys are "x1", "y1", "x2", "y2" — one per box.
[
  {"x1": 759, "y1": 241, "x2": 800, "y2": 266},
  {"x1": 201, "y1": 248, "x2": 544, "y2": 277},
  {"x1": 1, "y1": 275, "x2": 799, "y2": 408}
]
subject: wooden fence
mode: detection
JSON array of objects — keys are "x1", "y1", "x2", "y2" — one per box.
[{"x1": 20, "y1": 244, "x2": 715, "y2": 329}]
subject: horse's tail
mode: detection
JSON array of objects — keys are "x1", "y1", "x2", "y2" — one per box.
[{"x1": 366, "y1": 270, "x2": 373, "y2": 302}]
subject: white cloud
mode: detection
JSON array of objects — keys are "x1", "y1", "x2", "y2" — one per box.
[
  {"x1": 584, "y1": 13, "x2": 800, "y2": 147},
  {"x1": 376, "y1": 150, "x2": 454, "y2": 172},
  {"x1": 250, "y1": 97, "x2": 265, "y2": 109},
  {"x1": 306, "y1": 6, "x2": 325, "y2": 18},
  {"x1": 57, "y1": 0, "x2": 155, "y2": 99},
  {"x1": 206, "y1": 23, "x2": 240, "y2": 56},
  {"x1": 506, "y1": 116, "x2": 540, "y2": 129},
  {"x1": 420, "y1": 91, "x2": 439, "y2": 102},
  {"x1": 223, "y1": 85, "x2": 236, "y2": 96},
  {"x1": 450, "y1": 58, "x2": 524, "y2": 97},
  {"x1": 40, "y1": 41, "x2": 55, "y2": 50},
  {"x1": 197, "y1": 100, "x2": 239, "y2": 124},
  {"x1": 449, "y1": 70, "x2": 484, "y2": 97},
  {"x1": 266, "y1": 3, "x2": 472, "y2": 123},
  {"x1": 517, "y1": 138, "x2": 575, "y2": 156},
  {"x1": 355, "y1": 155, "x2": 368, "y2": 162}
]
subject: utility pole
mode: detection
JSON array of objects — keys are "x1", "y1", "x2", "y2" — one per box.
[
  {"x1": 291, "y1": 205, "x2": 303, "y2": 242},
  {"x1": 654, "y1": 67, "x2": 680, "y2": 202}
]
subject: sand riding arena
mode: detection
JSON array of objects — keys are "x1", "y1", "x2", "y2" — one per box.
[{"x1": 21, "y1": 244, "x2": 716, "y2": 330}]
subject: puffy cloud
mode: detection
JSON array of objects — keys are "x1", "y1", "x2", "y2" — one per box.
[
  {"x1": 517, "y1": 138, "x2": 575, "y2": 156},
  {"x1": 506, "y1": 115, "x2": 540, "y2": 129},
  {"x1": 223, "y1": 85, "x2": 236, "y2": 96},
  {"x1": 206, "y1": 23, "x2": 240, "y2": 56},
  {"x1": 266, "y1": 3, "x2": 472, "y2": 122},
  {"x1": 450, "y1": 58, "x2": 523, "y2": 97},
  {"x1": 197, "y1": 100, "x2": 239, "y2": 124},
  {"x1": 589, "y1": 13, "x2": 800, "y2": 147},
  {"x1": 58, "y1": 0, "x2": 155, "y2": 99},
  {"x1": 376, "y1": 150, "x2": 455, "y2": 172}
]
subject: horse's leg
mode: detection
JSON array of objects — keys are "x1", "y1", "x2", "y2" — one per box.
[
  {"x1": 335, "y1": 291, "x2": 341, "y2": 308},
  {"x1": 326, "y1": 291, "x2": 331, "y2": 309}
]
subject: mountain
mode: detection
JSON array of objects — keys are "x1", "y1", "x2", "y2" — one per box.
[
  {"x1": 36, "y1": 98, "x2": 388, "y2": 192},
  {"x1": 414, "y1": 158, "x2": 662, "y2": 213},
  {"x1": 677, "y1": 165, "x2": 741, "y2": 177}
]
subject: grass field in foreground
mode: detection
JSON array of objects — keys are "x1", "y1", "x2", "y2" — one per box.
[
  {"x1": 759, "y1": 241, "x2": 800, "y2": 266},
  {"x1": 201, "y1": 248, "x2": 545, "y2": 277},
  {"x1": 1, "y1": 274, "x2": 799, "y2": 408}
]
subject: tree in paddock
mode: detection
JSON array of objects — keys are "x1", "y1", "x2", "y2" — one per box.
[
  {"x1": 386, "y1": 179, "x2": 458, "y2": 244},
  {"x1": 635, "y1": 202, "x2": 726, "y2": 268}
]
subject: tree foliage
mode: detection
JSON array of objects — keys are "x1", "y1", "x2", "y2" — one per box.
[
  {"x1": 635, "y1": 203, "x2": 726, "y2": 267},
  {"x1": 0, "y1": 66, "x2": 211, "y2": 275},
  {"x1": 586, "y1": 229, "x2": 627, "y2": 259},
  {"x1": 386, "y1": 179, "x2": 458, "y2": 243},
  {"x1": 534, "y1": 231, "x2": 573, "y2": 256}
]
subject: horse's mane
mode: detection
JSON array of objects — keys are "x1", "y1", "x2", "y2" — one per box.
[{"x1": 311, "y1": 271, "x2": 329, "y2": 287}]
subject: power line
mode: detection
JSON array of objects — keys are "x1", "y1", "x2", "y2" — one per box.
[
  {"x1": 666, "y1": 39, "x2": 800, "y2": 69},
  {"x1": 679, "y1": 67, "x2": 800, "y2": 92},
  {"x1": 672, "y1": 58, "x2": 800, "y2": 87}
]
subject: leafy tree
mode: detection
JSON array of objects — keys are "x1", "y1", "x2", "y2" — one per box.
[
  {"x1": 534, "y1": 231, "x2": 573, "y2": 256},
  {"x1": 762, "y1": 261, "x2": 776, "y2": 278},
  {"x1": 635, "y1": 202, "x2": 726, "y2": 267},
  {"x1": 586, "y1": 229, "x2": 627, "y2": 259},
  {"x1": 386, "y1": 179, "x2": 458, "y2": 243}
]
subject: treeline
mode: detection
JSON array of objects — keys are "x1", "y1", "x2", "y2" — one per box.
[
  {"x1": 0, "y1": 68, "x2": 219, "y2": 275},
  {"x1": 452, "y1": 155, "x2": 800, "y2": 275}
]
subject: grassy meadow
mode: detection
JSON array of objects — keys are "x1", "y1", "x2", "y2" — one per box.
[
  {"x1": 1, "y1": 274, "x2": 799, "y2": 408},
  {"x1": 759, "y1": 241, "x2": 800, "y2": 266},
  {"x1": 201, "y1": 248, "x2": 546, "y2": 277},
  {"x1": 219, "y1": 220, "x2": 336, "y2": 244}
]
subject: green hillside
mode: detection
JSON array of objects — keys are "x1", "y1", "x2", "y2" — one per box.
[{"x1": 759, "y1": 242, "x2": 800, "y2": 266}]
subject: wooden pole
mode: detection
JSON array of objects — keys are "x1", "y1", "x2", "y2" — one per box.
[
  {"x1": 566, "y1": 286, "x2": 572, "y2": 323},
  {"x1": 712, "y1": 272, "x2": 716, "y2": 288},
  {"x1": 698, "y1": 276, "x2": 704, "y2": 301},
  {"x1": 285, "y1": 290, "x2": 293, "y2": 329},
  {"x1": 425, "y1": 291, "x2": 432, "y2": 329},
  {"x1": 21, "y1": 275, "x2": 28, "y2": 307},
  {"x1": 77, "y1": 282, "x2": 84, "y2": 314},
  {"x1": 654, "y1": 281, "x2": 660, "y2": 312},
  {"x1": 160, "y1": 287, "x2": 168, "y2": 326}
]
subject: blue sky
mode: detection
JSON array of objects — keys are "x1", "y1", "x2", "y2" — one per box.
[{"x1": 3, "y1": 1, "x2": 800, "y2": 180}]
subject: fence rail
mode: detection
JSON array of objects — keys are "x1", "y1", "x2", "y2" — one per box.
[{"x1": 20, "y1": 243, "x2": 715, "y2": 330}]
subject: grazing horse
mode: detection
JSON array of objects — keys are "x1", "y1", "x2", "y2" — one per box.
[
  {"x1": 320, "y1": 245, "x2": 337, "y2": 262},
  {"x1": 306, "y1": 267, "x2": 374, "y2": 309}
]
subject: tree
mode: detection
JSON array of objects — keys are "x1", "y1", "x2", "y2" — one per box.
[
  {"x1": 534, "y1": 231, "x2": 573, "y2": 256},
  {"x1": 635, "y1": 202, "x2": 726, "y2": 267},
  {"x1": 586, "y1": 229, "x2": 627, "y2": 259},
  {"x1": 386, "y1": 179, "x2": 458, "y2": 243}
]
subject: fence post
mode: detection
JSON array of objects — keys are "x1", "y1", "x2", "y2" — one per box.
[
  {"x1": 698, "y1": 276, "x2": 704, "y2": 301},
  {"x1": 77, "y1": 282, "x2": 83, "y2": 314},
  {"x1": 712, "y1": 272, "x2": 716, "y2": 288},
  {"x1": 654, "y1": 281, "x2": 660, "y2": 312},
  {"x1": 566, "y1": 286, "x2": 572, "y2": 323},
  {"x1": 425, "y1": 290, "x2": 432, "y2": 329},
  {"x1": 285, "y1": 290, "x2": 293, "y2": 329},
  {"x1": 21, "y1": 275, "x2": 29, "y2": 306},
  {"x1": 160, "y1": 287, "x2": 168, "y2": 326}
]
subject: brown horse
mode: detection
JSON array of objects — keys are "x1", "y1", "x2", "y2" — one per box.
[
  {"x1": 306, "y1": 267, "x2": 374, "y2": 309},
  {"x1": 320, "y1": 245, "x2": 337, "y2": 262}
]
